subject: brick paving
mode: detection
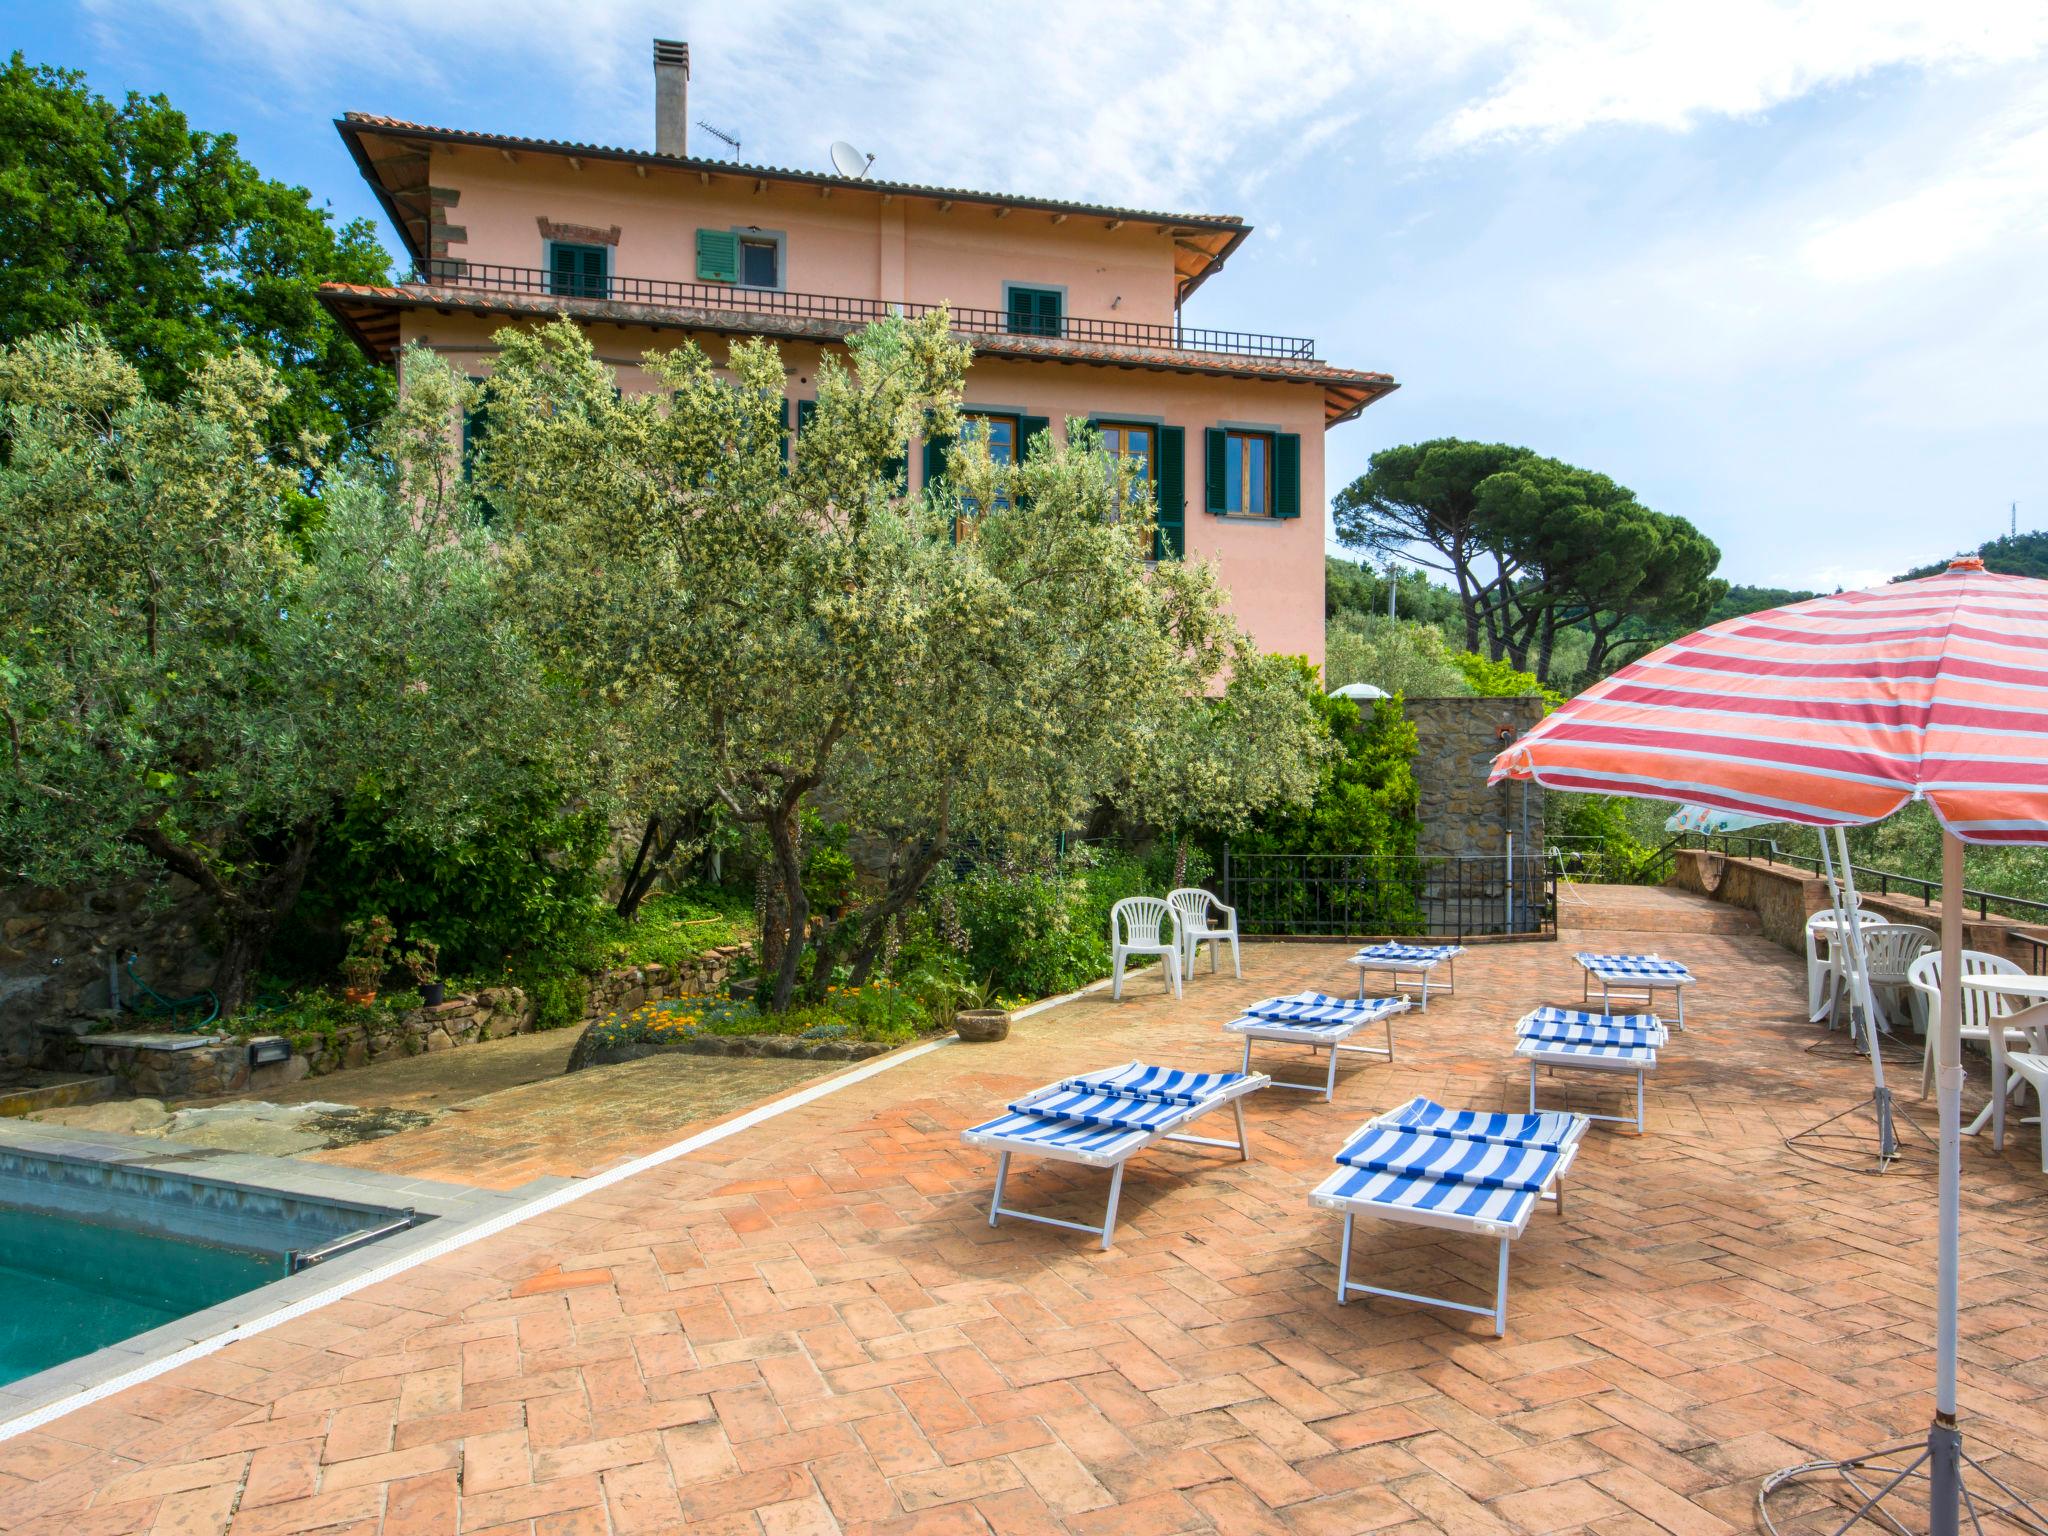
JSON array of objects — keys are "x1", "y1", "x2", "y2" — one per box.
[{"x1": 4, "y1": 886, "x2": 2047, "y2": 1534}]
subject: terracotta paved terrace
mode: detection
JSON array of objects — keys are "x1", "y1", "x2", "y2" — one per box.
[{"x1": 5, "y1": 885, "x2": 2047, "y2": 1535}]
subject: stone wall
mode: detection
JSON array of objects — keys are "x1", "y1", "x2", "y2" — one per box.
[
  {"x1": 0, "y1": 877, "x2": 215, "y2": 1065},
  {"x1": 34, "y1": 947, "x2": 744, "y2": 1103},
  {"x1": 1405, "y1": 695, "x2": 1547, "y2": 859},
  {"x1": 1670, "y1": 850, "x2": 2047, "y2": 967}
]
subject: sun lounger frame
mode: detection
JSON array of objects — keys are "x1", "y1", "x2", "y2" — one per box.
[
  {"x1": 1576, "y1": 952, "x2": 1693, "y2": 1031},
  {"x1": 1514, "y1": 1007, "x2": 1667, "y2": 1133},
  {"x1": 962, "y1": 1065, "x2": 1269, "y2": 1249},
  {"x1": 1350, "y1": 944, "x2": 1464, "y2": 1011},
  {"x1": 1309, "y1": 1100, "x2": 1586, "y2": 1336},
  {"x1": 1223, "y1": 997, "x2": 1411, "y2": 1100}
]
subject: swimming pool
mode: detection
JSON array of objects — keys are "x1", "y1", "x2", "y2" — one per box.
[{"x1": 0, "y1": 1209, "x2": 282, "y2": 1388}]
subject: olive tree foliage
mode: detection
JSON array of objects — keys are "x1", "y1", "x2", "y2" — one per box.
[
  {"x1": 0, "y1": 327, "x2": 552, "y2": 1013},
  {"x1": 1114, "y1": 650, "x2": 1335, "y2": 885},
  {"x1": 473, "y1": 312, "x2": 1287, "y2": 1011}
]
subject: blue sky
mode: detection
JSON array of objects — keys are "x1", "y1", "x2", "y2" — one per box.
[{"x1": 20, "y1": 2, "x2": 2048, "y2": 591}]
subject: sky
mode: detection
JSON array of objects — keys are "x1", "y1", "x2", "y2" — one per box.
[{"x1": 18, "y1": 1, "x2": 2048, "y2": 593}]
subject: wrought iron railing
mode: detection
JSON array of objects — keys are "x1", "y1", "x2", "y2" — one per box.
[
  {"x1": 412, "y1": 260, "x2": 1321, "y2": 360},
  {"x1": 1218, "y1": 848, "x2": 1556, "y2": 940}
]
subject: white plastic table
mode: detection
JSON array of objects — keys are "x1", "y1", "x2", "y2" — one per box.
[{"x1": 1958, "y1": 975, "x2": 2048, "y2": 1137}]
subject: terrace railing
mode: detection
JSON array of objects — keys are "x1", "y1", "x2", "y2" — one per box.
[
  {"x1": 1218, "y1": 847, "x2": 1556, "y2": 941},
  {"x1": 413, "y1": 260, "x2": 1322, "y2": 361}
]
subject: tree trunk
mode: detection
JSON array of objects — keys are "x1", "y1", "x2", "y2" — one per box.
[
  {"x1": 1171, "y1": 835, "x2": 1189, "y2": 888},
  {"x1": 128, "y1": 818, "x2": 319, "y2": 1019},
  {"x1": 763, "y1": 806, "x2": 809, "y2": 1014},
  {"x1": 616, "y1": 806, "x2": 711, "y2": 921},
  {"x1": 1534, "y1": 608, "x2": 1558, "y2": 684}
]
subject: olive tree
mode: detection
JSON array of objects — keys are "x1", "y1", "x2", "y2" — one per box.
[
  {"x1": 0, "y1": 328, "x2": 551, "y2": 1012},
  {"x1": 476, "y1": 312, "x2": 1298, "y2": 1011}
]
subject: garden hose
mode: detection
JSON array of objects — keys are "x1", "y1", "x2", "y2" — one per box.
[{"x1": 119, "y1": 952, "x2": 220, "y2": 1030}]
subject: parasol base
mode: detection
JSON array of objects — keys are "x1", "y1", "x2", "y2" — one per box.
[
  {"x1": 1783, "y1": 1085, "x2": 1932, "y2": 1175},
  {"x1": 1760, "y1": 1419, "x2": 2048, "y2": 1536}
]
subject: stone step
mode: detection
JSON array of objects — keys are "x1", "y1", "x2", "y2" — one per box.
[
  {"x1": 1555, "y1": 882, "x2": 1762, "y2": 936},
  {"x1": 0, "y1": 1070, "x2": 117, "y2": 1119}
]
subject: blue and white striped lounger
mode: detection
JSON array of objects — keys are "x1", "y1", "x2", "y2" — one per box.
[
  {"x1": 1515, "y1": 1007, "x2": 1666, "y2": 1133},
  {"x1": 1308, "y1": 1097, "x2": 1587, "y2": 1336},
  {"x1": 1223, "y1": 993, "x2": 1411, "y2": 1100},
  {"x1": 1576, "y1": 952, "x2": 1695, "y2": 1030},
  {"x1": 961, "y1": 1061, "x2": 1268, "y2": 1249},
  {"x1": 1350, "y1": 942, "x2": 1465, "y2": 1010}
]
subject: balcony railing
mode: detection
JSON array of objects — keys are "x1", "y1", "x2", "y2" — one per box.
[{"x1": 412, "y1": 260, "x2": 1320, "y2": 361}]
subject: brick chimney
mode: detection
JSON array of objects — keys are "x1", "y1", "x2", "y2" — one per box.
[{"x1": 654, "y1": 39, "x2": 690, "y2": 157}]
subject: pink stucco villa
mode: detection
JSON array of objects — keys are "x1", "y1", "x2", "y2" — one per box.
[{"x1": 320, "y1": 41, "x2": 1397, "y2": 666}]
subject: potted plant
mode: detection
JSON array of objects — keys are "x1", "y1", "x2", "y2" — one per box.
[
  {"x1": 340, "y1": 914, "x2": 396, "y2": 1006},
  {"x1": 953, "y1": 975, "x2": 1010, "y2": 1043},
  {"x1": 401, "y1": 939, "x2": 444, "y2": 1007}
]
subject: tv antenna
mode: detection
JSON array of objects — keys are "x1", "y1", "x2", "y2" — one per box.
[
  {"x1": 829, "y1": 140, "x2": 875, "y2": 179},
  {"x1": 697, "y1": 120, "x2": 741, "y2": 159}
]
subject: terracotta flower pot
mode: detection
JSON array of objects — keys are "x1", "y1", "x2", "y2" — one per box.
[
  {"x1": 954, "y1": 1008, "x2": 1010, "y2": 1043},
  {"x1": 342, "y1": 985, "x2": 379, "y2": 1006}
]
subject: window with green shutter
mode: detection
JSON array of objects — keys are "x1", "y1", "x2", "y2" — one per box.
[
  {"x1": 695, "y1": 228, "x2": 740, "y2": 283},
  {"x1": 547, "y1": 242, "x2": 609, "y2": 299},
  {"x1": 1005, "y1": 286, "x2": 1063, "y2": 338},
  {"x1": 1155, "y1": 425, "x2": 1185, "y2": 558},
  {"x1": 1204, "y1": 428, "x2": 1287, "y2": 516}
]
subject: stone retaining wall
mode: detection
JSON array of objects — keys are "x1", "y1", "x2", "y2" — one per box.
[
  {"x1": 566, "y1": 1030, "x2": 895, "y2": 1073},
  {"x1": 36, "y1": 946, "x2": 744, "y2": 1103},
  {"x1": 1670, "y1": 850, "x2": 2048, "y2": 966},
  {"x1": 0, "y1": 877, "x2": 214, "y2": 1064}
]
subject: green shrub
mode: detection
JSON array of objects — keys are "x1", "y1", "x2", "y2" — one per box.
[{"x1": 901, "y1": 847, "x2": 1190, "y2": 1002}]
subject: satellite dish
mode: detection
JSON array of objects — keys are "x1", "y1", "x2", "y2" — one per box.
[{"x1": 829, "y1": 140, "x2": 875, "y2": 179}]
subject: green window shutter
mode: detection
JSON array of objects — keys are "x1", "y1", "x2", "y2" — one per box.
[
  {"x1": 922, "y1": 431, "x2": 951, "y2": 492},
  {"x1": 1018, "y1": 416, "x2": 1050, "y2": 458},
  {"x1": 796, "y1": 399, "x2": 818, "y2": 432},
  {"x1": 1154, "y1": 425, "x2": 1185, "y2": 559},
  {"x1": 1204, "y1": 428, "x2": 1227, "y2": 515},
  {"x1": 1274, "y1": 433, "x2": 1302, "y2": 518},
  {"x1": 461, "y1": 381, "x2": 494, "y2": 523},
  {"x1": 549, "y1": 243, "x2": 608, "y2": 298},
  {"x1": 881, "y1": 444, "x2": 908, "y2": 493},
  {"x1": 1006, "y1": 287, "x2": 1063, "y2": 337},
  {"x1": 696, "y1": 229, "x2": 739, "y2": 283}
]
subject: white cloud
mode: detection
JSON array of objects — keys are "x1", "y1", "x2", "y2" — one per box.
[
  {"x1": 88, "y1": 0, "x2": 2048, "y2": 209},
  {"x1": 1431, "y1": 0, "x2": 2048, "y2": 151}
]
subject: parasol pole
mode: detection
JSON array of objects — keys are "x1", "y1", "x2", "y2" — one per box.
[
  {"x1": 1928, "y1": 829, "x2": 1964, "y2": 1532},
  {"x1": 1830, "y1": 828, "x2": 1897, "y2": 1158}
]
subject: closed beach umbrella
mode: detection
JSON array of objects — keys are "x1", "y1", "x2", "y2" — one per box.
[
  {"x1": 1662, "y1": 804, "x2": 1781, "y2": 835},
  {"x1": 1490, "y1": 558, "x2": 2048, "y2": 1536}
]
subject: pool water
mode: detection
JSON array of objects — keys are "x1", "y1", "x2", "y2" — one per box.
[{"x1": 0, "y1": 1207, "x2": 283, "y2": 1388}]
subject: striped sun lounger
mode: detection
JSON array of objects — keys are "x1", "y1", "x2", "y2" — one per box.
[
  {"x1": 1515, "y1": 1007, "x2": 1666, "y2": 1133},
  {"x1": 1222, "y1": 992, "x2": 1411, "y2": 1100},
  {"x1": 961, "y1": 1062, "x2": 1268, "y2": 1248},
  {"x1": 1576, "y1": 952, "x2": 1694, "y2": 1030},
  {"x1": 1350, "y1": 942, "x2": 1465, "y2": 1010},
  {"x1": 1308, "y1": 1096, "x2": 1588, "y2": 1335}
]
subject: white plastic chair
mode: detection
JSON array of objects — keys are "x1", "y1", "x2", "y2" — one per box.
[
  {"x1": 1859, "y1": 923, "x2": 1935, "y2": 1034},
  {"x1": 1168, "y1": 887, "x2": 1240, "y2": 980},
  {"x1": 1806, "y1": 909, "x2": 1885, "y2": 1023},
  {"x1": 1908, "y1": 952, "x2": 2042, "y2": 1122},
  {"x1": 1984, "y1": 1016, "x2": 2048, "y2": 1163},
  {"x1": 1110, "y1": 897, "x2": 1182, "y2": 1000}
]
